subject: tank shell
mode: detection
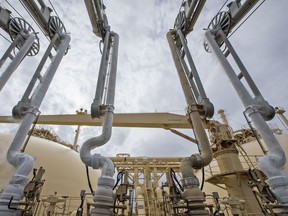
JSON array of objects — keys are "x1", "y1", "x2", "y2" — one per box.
[{"x1": 0, "y1": 132, "x2": 100, "y2": 197}]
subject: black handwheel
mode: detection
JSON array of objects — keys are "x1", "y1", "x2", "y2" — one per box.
[
  {"x1": 174, "y1": 11, "x2": 187, "y2": 33},
  {"x1": 204, "y1": 11, "x2": 231, "y2": 53},
  {"x1": 8, "y1": 17, "x2": 40, "y2": 56},
  {"x1": 48, "y1": 16, "x2": 66, "y2": 38}
]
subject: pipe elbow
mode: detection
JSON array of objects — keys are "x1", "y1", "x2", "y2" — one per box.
[
  {"x1": 258, "y1": 153, "x2": 286, "y2": 178},
  {"x1": 80, "y1": 134, "x2": 111, "y2": 166},
  {"x1": 80, "y1": 110, "x2": 113, "y2": 167},
  {"x1": 180, "y1": 157, "x2": 200, "y2": 190},
  {"x1": 7, "y1": 152, "x2": 34, "y2": 174},
  {"x1": 180, "y1": 157, "x2": 195, "y2": 179},
  {"x1": 1, "y1": 153, "x2": 34, "y2": 201},
  {"x1": 92, "y1": 154, "x2": 114, "y2": 177},
  {"x1": 200, "y1": 150, "x2": 213, "y2": 167}
]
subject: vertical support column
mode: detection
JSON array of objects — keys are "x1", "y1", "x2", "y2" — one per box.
[
  {"x1": 0, "y1": 35, "x2": 21, "y2": 68},
  {"x1": 205, "y1": 29, "x2": 288, "y2": 205}
]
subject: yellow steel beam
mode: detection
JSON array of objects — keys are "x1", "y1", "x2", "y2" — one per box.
[{"x1": 0, "y1": 112, "x2": 194, "y2": 129}]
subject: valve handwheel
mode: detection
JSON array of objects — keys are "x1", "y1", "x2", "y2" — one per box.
[
  {"x1": 204, "y1": 11, "x2": 231, "y2": 53},
  {"x1": 174, "y1": 11, "x2": 187, "y2": 33},
  {"x1": 48, "y1": 16, "x2": 66, "y2": 38},
  {"x1": 8, "y1": 17, "x2": 40, "y2": 56}
]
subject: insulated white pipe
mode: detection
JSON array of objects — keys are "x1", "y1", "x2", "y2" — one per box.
[
  {"x1": 80, "y1": 32, "x2": 119, "y2": 216},
  {"x1": 92, "y1": 30, "x2": 111, "y2": 117},
  {"x1": 13, "y1": 33, "x2": 58, "y2": 119},
  {"x1": 167, "y1": 30, "x2": 212, "y2": 213},
  {"x1": 84, "y1": 0, "x2": 102, "y2": 37},
  {"x1": 167, "y1": 31, "x2": 213, "y2": 169},
  {"x1": 0, "y1": 33, "x2": 70, "y2": 215},
  {"x1": 80, "y1": 105, "x2": 114, "y2": 171},
  {"x1": 80, "y1": 32, "x2": 119, "y2": 170}
]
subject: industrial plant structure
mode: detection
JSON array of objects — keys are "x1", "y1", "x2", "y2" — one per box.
[{"x1": 0, "y1": 0, "x2": 288, "y2": 215}]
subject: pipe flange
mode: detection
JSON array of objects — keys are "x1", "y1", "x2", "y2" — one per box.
[
  {"x1": 187, "y1": 104, "x2": 198, "y2": 113},
  {"x1": 191, "y1": 154, "x2": 203, "y2": 169},
  {"x1": 98, "y1": 177, "x2": 115, "y2": 188},
  {"x1": 91, "y1": 153, "x2": 102, "y2": 169},
  {"x1": 181, "y1": 176, "x2": 199, "y2": 188},
  {"x1": 9, "y1": 174, "x2": 30, "y2": 185}
]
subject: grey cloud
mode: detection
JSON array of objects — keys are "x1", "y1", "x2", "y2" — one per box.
[{"x1": 0, "y1": 1, "x2": 287, "y2": 157}]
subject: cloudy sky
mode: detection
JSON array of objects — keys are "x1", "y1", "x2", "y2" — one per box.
[{"x1": 0, "y1": 0, "x2": 287, "y2": 158}]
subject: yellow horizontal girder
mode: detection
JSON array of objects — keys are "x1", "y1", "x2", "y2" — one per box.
[{"x1": 0, "y1": 112, "x2": 193, "y2": 128}]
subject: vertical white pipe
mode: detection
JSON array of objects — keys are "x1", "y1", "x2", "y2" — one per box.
[
  {"x1": 80, "y1": 32, "x2": 119, "y2": 216},
  {"x1": 167, "y1": 31, "x2": 212, "y2": 167}
]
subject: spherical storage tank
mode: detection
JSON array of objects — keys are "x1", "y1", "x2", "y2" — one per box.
[{"x1": 0, "y1": 132, "x2": 100, "y2": 197}]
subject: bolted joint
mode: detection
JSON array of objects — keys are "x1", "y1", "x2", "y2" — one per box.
[
  {"x1": 12, "y1": 101, "x2": 31, "y2": 119},
  {"x1": 91, "y1": 153, "x2": 102, "y2": 169},
  {"x1": 98, "y1": 176, "x2": 115, "y2": 188},
  {"x1": 190, "y1": 154, "x2": 203, "y2": 169},
  {"x1": 91, "y1": 103, "x2": 114, "y2": 119},
  {"x1": 187, "y1": 104, "x2": 198, "y2": 113},
  {"x1": 91, "y1": 101, "x2": 102, "y2": 119},
  {"x1": 181, "y1": 176, "x2": 199, "y2": 188},
  {"x1": 258, "y1": 103, "x2": 275, "y2": 121},
  {"x1": 92, "y1": 176, "x2": 115, "y2": 215},
  {"x1": 91, "y1": 153, "x2": 115, "y2": 177},
  {"x1": 9, "y1": 174, "x2": 29, "y2": 185},
  {"x1": 203, "y1": 100, "x2": 214, "y2": 119}
]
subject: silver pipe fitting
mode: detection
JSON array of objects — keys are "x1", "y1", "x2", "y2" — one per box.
[{"x1": 80, "y1": 105, "x2": 114, "y2": 168}]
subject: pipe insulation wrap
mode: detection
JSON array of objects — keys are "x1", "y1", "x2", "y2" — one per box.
[{"x1": 80, "y1": 106, "x2": 114, "y2": 167}]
